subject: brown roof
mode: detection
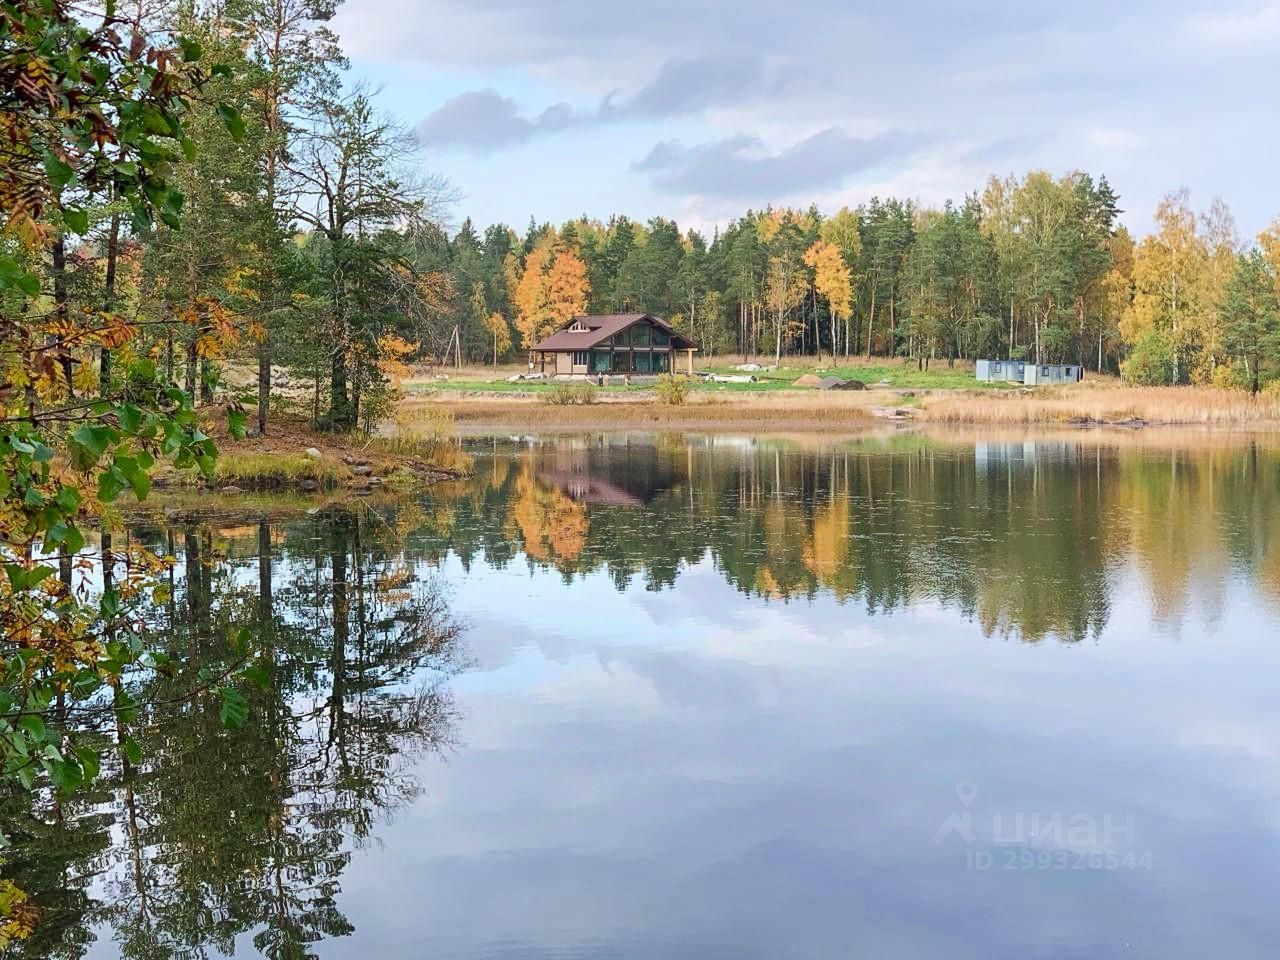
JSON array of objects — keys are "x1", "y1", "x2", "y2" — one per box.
[{"x1": 531, "y1": 313, "x2": 698, "y2": 352}]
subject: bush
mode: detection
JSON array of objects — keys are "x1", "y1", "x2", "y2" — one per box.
[
  {"x1": 1210, "y1": 362, "x2": 1248, "y2": 391},
  {"x1": 1121, "y1": 331, "x2": 1176, "y2": 386},
  {"x1": 654, "y1": 374, "x2": 691, "y2": 405},
  {"x1": 544, "y1": 381, "x2": 598, "y2": 405}
]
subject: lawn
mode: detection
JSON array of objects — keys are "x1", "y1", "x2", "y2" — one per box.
[{"x1": 405, "y1": 358, "x2": 1012, "y2": 394}]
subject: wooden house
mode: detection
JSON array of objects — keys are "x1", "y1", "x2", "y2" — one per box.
[{"x1": 529, "y1": 314, "x2": 698, "y2": 377}]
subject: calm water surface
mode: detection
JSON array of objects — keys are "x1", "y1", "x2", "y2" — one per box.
[{"x1": 10, "y1": 432, "x2": 1280, "y2": 958}]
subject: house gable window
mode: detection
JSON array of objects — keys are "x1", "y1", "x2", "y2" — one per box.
[
  {"x1": 567, "y1": 320, "x2": 588, "y2": 332},
  {"x1": 652, "y1": 328, "x2": 671, "y2": 347}
]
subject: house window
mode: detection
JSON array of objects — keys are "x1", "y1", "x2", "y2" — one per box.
[
  {"x1": 629, "y1": 324, "x2": 650, "y2": 346},
  {"x1": 568, "y1": 321, "x2": 587, "y2": 332},
  {"x1": 651, "y1": 329, "x2": 670, "y2": 346},
  {"x1": 653, "y1": 352, "x2": 670, "y2": 373},
  {"x1": 634, "y1": 352, "x2": 651, "y2": 373},
  {"x1": 592, "y1": 351, "x2": 611, "y2": 372},
  {"x1": 572, "y1": 351, "x2": 589, "y2": 366}
]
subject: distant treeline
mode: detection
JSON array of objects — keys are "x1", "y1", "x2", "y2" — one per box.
[{"x1": 421, "y1": 177, "x2": 1280, "y2": 391}]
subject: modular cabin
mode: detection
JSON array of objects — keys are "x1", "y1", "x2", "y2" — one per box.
[
  {"x1": 975, "y1": 359, "x2": 1026, "y2": 383},
  {"x1": 976, "y1": 359, "x2": 1084, "y2": 386},
  {"x1": 530, "y1": 314, "x2": 698, "y2": 377},
  {"x1": 1023, "y1": 363, "x2": 1084, "y2": 385}
]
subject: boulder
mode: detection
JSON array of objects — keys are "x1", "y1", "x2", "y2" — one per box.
[
  {"x1": 299, "y1": 479, "x2": 320, "y2": 492},
  {"x1": 219, "y1": 485, "x2": 243, "y2": 494},
  {"x1": 352, "y1": 464, "x2": 373, "y2": 476},
  {"x1": 304, "y1": 447, "x2": 323, "y2": 460}
]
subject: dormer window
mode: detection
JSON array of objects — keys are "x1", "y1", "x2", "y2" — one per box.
[{"x1": 567, "y1": 321, "x2": 588, "y2": 332}]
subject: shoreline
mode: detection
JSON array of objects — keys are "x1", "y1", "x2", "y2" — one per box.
[{"x1": 403, "y1": 385, "x2": 1280, "y2": 435}]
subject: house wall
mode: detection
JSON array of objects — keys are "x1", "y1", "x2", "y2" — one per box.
[{"x1": 1024, "y1": 364, "x2": 1081, "y2": 385}]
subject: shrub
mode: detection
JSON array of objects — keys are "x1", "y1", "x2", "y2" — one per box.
[
  {"x1": 1210, "y1": 362, "x2": 1248, "y2": 391},
  {"x1": 544, "y1": 381, "x2": 598, "y2": 405},
  {"x1": 654, "y1": 374, "x2": 691, "y2": 405},
  {"x1": 1121, "y1": 331, "x2": 1176, "y2": 386}
]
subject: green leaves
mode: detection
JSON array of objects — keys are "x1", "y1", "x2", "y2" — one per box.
[
  {"x1": 218, "y1": 687, "x2": 248, "y2": 729},
  {"x1": 228, "y1": 406, "x2": 247, "y2": 440},
  {"x1": 0, "y1": 255, "x2": 40, "y2": 295},
  {"x1": 42, "y1": 149, "x2": 75, "y2": 189},
  {"x1": 4, "y1": 565, "x2": 55, "y2": 592},
  {"x1": 216, "y1": 103, "x2": 246, "y2": 142},
  {"x1": 177, "y1": 36, "x2": 204, "y2": 62},
  {"x1": 69, "y1": 423, "x2": 117, "y2": 471},
  {"x1": 63, "y1": 206, "x2": 89, "y2": 234}
]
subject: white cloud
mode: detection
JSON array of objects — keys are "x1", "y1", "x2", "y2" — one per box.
[{"x1": 1188, "y1": 4, "x2": 1280, "y2": 46}]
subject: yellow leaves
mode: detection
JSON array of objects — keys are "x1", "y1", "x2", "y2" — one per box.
[
  {"x1": 484, "y1": 311, "x2": 511, "y2": 357},
  {"x1": 756, "y1": 210, "x2": 782, "y2": 245},
  {"x1": 96, "y1": 313, "x2": 138, "y2": 349},
  {"x1": 1260, "y1": 218, "x2": 1280, "y2": 297},
  {"x1": 505, "y1": 467, "x2": 587, "y2": 565},
  {"x1": 178, "y1": 296, "x2": 243, "y2": 357},
  {"x1": 513, "y1": 247, "x2": 550, "y2": 349},
  {"x1": 513, "y1": 248, "x2": 591, "y2": 349},
  {"x1": 376, "y1": 334, "x2": 415, "y2": 386},
  {"x1": 819, "y1": 207, "x2": 863, "y2": 264},
  {"x1": 0, "y1": 878, "x2": 37, "y2": 949},
  {"x1": 545, "y1": 249, "x2": 589, "y2": 328},
  {"x1": 803, "y1": 240, "x2": 853, "y2": 322}
]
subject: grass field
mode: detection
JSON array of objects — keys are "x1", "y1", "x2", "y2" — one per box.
[{"x1": 404, "y1": 357, "x2": 1014, "y2": 395}]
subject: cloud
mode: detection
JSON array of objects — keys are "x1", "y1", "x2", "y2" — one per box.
[
  {"x1": 633, "y1": 128, "x2": 924, "y2": 199},
  {"x1": 611, "y1": 52, "x2": 780, "y2": 117},
  {"x1": 417, "y1": 89, "x2": 588, "y2": 152},
  {"x1": 1188, "y1": 4, "x2": 1280, "y2": 47},
  {"x1": 419, "y1": 52, "x2": 787, "y2": 153}
]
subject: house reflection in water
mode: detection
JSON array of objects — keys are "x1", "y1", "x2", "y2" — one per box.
[{"x1": 533, "y1": 436, "x2": 684, "y2": 507}]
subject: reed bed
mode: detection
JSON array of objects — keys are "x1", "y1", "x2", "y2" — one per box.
[{"x1": 919, "y1": 386, "x2": 1280, "y2": 426}]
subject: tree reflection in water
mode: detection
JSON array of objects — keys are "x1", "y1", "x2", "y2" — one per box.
[
  {"x1": 2, "y1": 506, "x2": 464, "y2": 960},
  {"x1": 433, "y1": 433, "x2": 1280, "y2": 642}
]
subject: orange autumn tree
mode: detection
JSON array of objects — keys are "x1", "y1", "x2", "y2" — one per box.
[
  {"x1": 513, "y1": 247, "x2": 591, "y2": 350},
  {"x1": 546, "y1": 248, "x2": 590, "y2": 330},
  {"x1": 512, "y1": 247, "x2": 551, "y2": 349}
]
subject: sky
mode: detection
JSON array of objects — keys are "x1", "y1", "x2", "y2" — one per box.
[{"x1": 330, "y1": 0, "x2": 1280, "y2": 240}]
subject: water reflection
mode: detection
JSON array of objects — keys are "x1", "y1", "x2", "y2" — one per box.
[
  {"x1": 7, "y1": 432, "x2": 1280, "y2": 958},
  {"x1": 3, "y1": 508, "x2": 463, "y2": 959},
  {"x1": 424, "y1": 433, "x2": 1280, "y2": 641}
]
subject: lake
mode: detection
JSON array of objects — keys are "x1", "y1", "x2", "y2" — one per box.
[{"x1": 10, "y1": 431, "x2": 1280, "y2": 958}]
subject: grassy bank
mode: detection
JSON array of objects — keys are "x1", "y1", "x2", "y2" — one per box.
[
  {"x1": 403, "y1": 357, "x2": 1010, "y2": 396},
  {"x1": 158, "y1": 410, "x2": 471, "y2": 493}
]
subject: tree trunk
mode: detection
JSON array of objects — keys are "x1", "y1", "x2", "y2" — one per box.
[{"x1": 101, "y1": 209, "x2": 120, "y2": 394}]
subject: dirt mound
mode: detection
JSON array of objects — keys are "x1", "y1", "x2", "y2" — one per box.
[{"x1": 793, "y1": 373, "x2": 824, "y2": 388}]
